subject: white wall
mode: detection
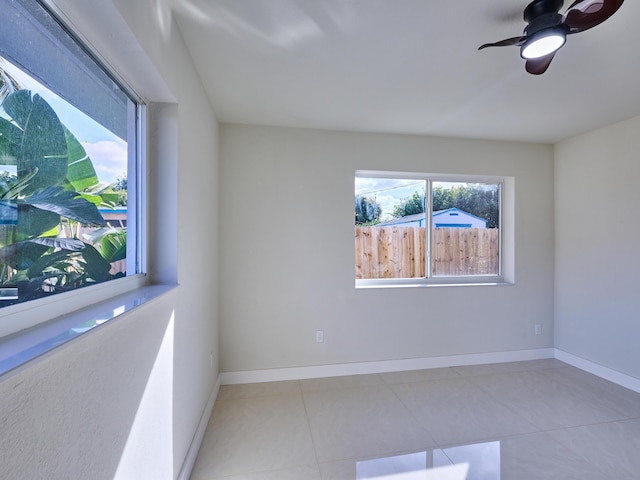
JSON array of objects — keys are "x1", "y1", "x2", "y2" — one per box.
[
  {"x1": 0, "y1": 1, "x2": 219, "y2": 479},
  {"x1": 220, "y1": 124, "x2": 554, "y2": 373},
  {"x1": 555, "y1": 115, "x2": 640, "y2": 380}
]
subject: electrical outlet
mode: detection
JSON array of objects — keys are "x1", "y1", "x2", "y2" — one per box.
[
  {"x1": 534, "y1": 324, "x2": 542, "y2": 335},
  {"x1": 316, "y1": 330, "x2": 324, "y2": 343}
]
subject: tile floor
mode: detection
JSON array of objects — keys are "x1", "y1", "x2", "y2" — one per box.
[{"x1": 190, "y1": 359, "x2": 640, "y2": 479}]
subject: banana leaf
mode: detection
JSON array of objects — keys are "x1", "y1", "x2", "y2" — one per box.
[
  {"x1": 17, "y1": 204, "x2": 60, "y2": 240},
  {"x1": 81, "y1": 183, "x2": 120, "y2": 206},
  {"x1": 64, "y1": 126, "x2": 99, "y2": 191},
  {"x1": 0, "y1": 116, "x2": 22, "y2": 156},
  {"x1": 99, "y1": 230, "x2": 126, "y2": 263},
  {"x1": 21, "y1": 186, "x2": 105, "y2": 226},
  {"x1": 26, "y1": 249, "x2": 76, "y2": 279},
  {"x1": 79, "y1": 244, "x2": 112, "y2": 282},
  {"x1": 77, "y1": 193, "x2": 103, "y2": 207},
  {"x1": 0, "y1": 168, "x2": 39, "y2": 200},
  {"x1": 2, "y1": 91, "x2": 68, "y2": 193},
  {"x1": 29, "y1": 237, "x2": 85, "y2": 251},
  {"x1": 0, "y1": 236, "x2": 84, "y2": 273}
]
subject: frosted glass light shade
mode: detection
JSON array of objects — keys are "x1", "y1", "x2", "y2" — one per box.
[{"x1": 521, "y1": 30, "x2": 566, "y2": 59}]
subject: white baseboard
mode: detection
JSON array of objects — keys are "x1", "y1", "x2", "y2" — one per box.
[
  {"x1": 554, "y1": 349, "x2": 640, "y2": 394},
  {"x1": 176, "y1": 376, "x2": 220, "y2": 480},
  {"x1": 220, "y1": 348, "x2": 555, "y2": 385}
]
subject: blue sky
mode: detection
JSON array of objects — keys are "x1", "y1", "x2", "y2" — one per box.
[{"x1": 1, "y1": 58, "x2": 127, "y2": 186}]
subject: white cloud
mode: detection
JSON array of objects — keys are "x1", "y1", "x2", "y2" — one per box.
[
  {"x1": 82, "y1": 140, "x2": 128, "y2": 185},
  {"x1": 355, "y1": 177, "x2": 425, "y2": 220},
  {"x1": 375, "y1": 194, "x2": 399, "y2": 220}
]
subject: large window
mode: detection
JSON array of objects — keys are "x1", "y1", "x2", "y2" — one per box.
[
  {"x1": 0, "y1": 0, "x2": 141, "y2": 307},
  {"x1": 355, "y1": 172, "x2": 504, "y2": 286}
]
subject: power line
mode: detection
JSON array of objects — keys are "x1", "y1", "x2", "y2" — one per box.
[{"x1": 356, "y1": 181, "x2": 424, "y2": 196}]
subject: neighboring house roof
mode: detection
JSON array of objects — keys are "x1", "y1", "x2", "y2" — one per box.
[
  {"x1": 377, "y1": 212, "x2": 425, "y2": 226},
  {"x1": 432, "y1": 208, "x2": 488, "y2": 227},
  {"x1": 377, "y1": 208, "x2": 487, "y2": 228}
]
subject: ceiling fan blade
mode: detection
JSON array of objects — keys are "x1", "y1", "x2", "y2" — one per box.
[
  {"x1": 525, "y1": 51, "x2": 557, "y2": 75},
  {"x1": 563, "y1": 0, "x2": 624, "y2": 33},
  {"x1": 478, "y1": 36, "x2": 526, "y2": 50}
]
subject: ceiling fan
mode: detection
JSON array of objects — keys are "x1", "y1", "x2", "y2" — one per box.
[{"x1": 478, "y1": 0, "x2": 624, "y2": 75}]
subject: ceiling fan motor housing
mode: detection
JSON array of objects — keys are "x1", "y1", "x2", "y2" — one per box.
[
  {"x1": 524, "y1": 12, "x2": 565, "y2": 35},
  {"x1": 524, "y1": 0, "x2": 564, "y2": 21},
  {"x1": 524, "y1": 0, "x2": 565, "y2": 35}
]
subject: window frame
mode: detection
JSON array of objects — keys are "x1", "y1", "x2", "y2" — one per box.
[
  {"x1": 355, "y1": 170, "x2": 510, "y2": 288},
  {"x1": 0, "y1": 0, "x2": 148, "y2": 338}
]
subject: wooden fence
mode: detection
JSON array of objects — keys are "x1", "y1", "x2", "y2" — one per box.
[{"x1": 355, "y1": 226, "x2": 499, "y2": 279}]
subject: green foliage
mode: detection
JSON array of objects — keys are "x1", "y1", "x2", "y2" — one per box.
[
  {"x1": 113, "y1": 174, "x2": 127, "y2": 191},
  {"x1": 433, "y1": 184, "x2": 500, "y2": 228},
  {"x1": 355, "y1": 195, "x2": 382, "y2": 225},
  {"x1": 392, "y1": 191, "x2": 425, "y2": 218},
  {"x1": 109, "y1": 174, "x2": 127, "y2": 206},
  {"x1": 0, "y1": 89, "x2": 127, "y2": 303}
]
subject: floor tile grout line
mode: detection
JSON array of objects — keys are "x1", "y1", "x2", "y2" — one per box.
[
  {"x1": 535, "y1": 423, "x2": 624, "y2": 477},
  {"x1": 299, "y1": 373, "x2": 386, "y2": 395},
  {"x1": 468, "y1": 370, "x2": 636, "y2": 433},
  {"x1": 391, "y1": 373, "x2": 545, "y2": 449},
  {"x1": 298, "y1": 379, "x2": 327, "y2": 478},
  {"x1": 463, "y1": 371, "x2": 562, "y2": 434},
  {"x1": 295, "y1": 379, "x2": 329, "y2": 480},
  {"x1": 203, "y1": 463, "x2": 322, "y2": 480},
  {"x1": 386, "y1": 378, "x2": 440, "y2": 449},
  {"x1": 378, "y1": 366, "x2": 466, "y2": 386},
  {"x1": 199, "y1": 385, "x2": 319, "y2": 479},
  {"x1": 535, "y1": 417, "x2": 640, "y2": 435},
  {"x1": 302, "y1": 378, "x2": 444, "y2": 468},
  {"x1": 316, "y1": 445, "x2": 448, "y2": 471},
  {"x1": 535, "y1": 368, "x2": 640, "y2": 420}
]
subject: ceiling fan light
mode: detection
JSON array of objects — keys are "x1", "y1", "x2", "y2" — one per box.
[{"x1": 521, "y1": 29, "x2": 566, "y2": 59}]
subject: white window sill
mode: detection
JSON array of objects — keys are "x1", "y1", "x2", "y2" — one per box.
[
  {"x1": 356, "y1": 279, "x2": 513, "y2": 289},
  {"x1": 0, "y1": 283, "x2": 176, "y2": 378}
]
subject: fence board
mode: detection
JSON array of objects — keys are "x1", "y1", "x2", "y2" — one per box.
[{"x1": 355, "y1": 226, "x2": 498, "y2": 279}]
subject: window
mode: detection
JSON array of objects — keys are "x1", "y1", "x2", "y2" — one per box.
[
  {"x1": 0, "y1": 0, "x2": 142, "y2": 307},
  {"x1": 355, "y1": 171, "x2": 507, "y2": 286}
]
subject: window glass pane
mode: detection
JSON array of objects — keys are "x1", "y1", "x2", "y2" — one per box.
[
  {"x1": 0, "y1": 0, "x2": 136, "y2": 307},
  {"x1": 0, "y1": 0, "x2": 130, "y2": 139},
  {"x1": 431, "y1": 181, "x2": 500, "y2": 277},
  {"x1": 355, "y1": 177, "x2": 426, "y2": 279}
]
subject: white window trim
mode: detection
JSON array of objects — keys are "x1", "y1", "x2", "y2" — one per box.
[{"x1": 355, "y1": 170, "x2": 515, "y2": 288}]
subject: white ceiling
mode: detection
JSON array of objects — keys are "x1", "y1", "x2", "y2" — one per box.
[{"x1": 168, "y1": 0, "x2": 640, "y2": 144}]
